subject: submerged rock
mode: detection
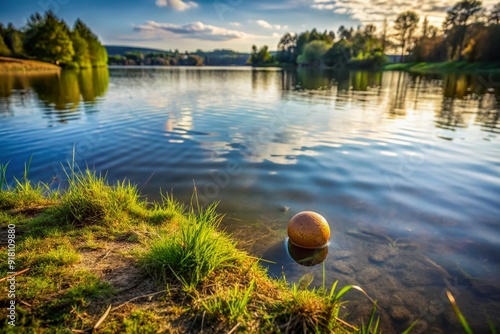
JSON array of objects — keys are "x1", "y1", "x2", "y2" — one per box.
[
  {"x1": 357, "y1": 266, "x2": 381, "y2": 284},
  {"x1": 332, "y1": 250, "x2": 352, "y2": 260},
  {"x1": 279, "y1": 206, "x2": 290, "y2": 213},
  {"x1": 390, "y1": 306, "x2": 411, "y2": 323},
  {"x1": 472, "y1": 280, "x2": 500, "y2": 301},
  {"x1": 368, "y1": 247, "x2": 395, "y2": 264},
  {"x1": 332, "y1": 260, "x2": 354, "y2": 275}
]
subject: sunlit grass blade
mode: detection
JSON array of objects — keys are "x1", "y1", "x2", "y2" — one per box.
[
  {"x1": 333, "y1": 284, "x2": 375, "y2": 305},
  {"x1": 488, "y1": 317, "x2": 497, "y2": 334},
  {"x1": 365, "y1": 302, "x2": 379, "y2": 334},
  {"x1": 322, "y1": 261, "x2": 326, "y2": 289},
  {"x1": 401, "y1": 320, "x2": 420, "y2": 334},
  {"x1": 446, "y1": 289, "x2": 473, "y2": 334},
  {"x1": 328, "y1": 280, "x2": 339, "y2": 299},
  {"x1": 0, "y1": 161, "x2": 10, "y2": 190}
]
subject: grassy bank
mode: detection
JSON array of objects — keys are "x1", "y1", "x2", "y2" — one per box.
[
  {"x1": 0, "y1": 164, "x2": 400, "y2": 333},
  {"x1": 0, "y1": 56, "x2": 61, "y2": 73},
  {"x1": 383, "y1": 61, "x2": 500, "y2": 73}
]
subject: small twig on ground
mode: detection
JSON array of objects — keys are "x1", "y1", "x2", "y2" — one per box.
[
  {"x1": 93, "y1": 304, "x2": 112, "y2": 330},
  {"x1": 335, "y1": 317, "x2": 358, "y2": 331},
  {"x1": 97, "y1": 249, "x2": 113, "y2": 262},
  {"x1": 19, "y1": 300, "x2": 32, "y2": 308},
  {"x1": 112, "y1": 290, "x2": 167, "y2": 311},
  {"x1": 115, "y1": 280, "x2": 143, "y2": 294},
  {"x1": 0, "y1": 268, "x2": 30, "y2": 282},
  {"x1": 200, "y1": 311, "x2": 206, "y2": 333},
  {"x1": 227, "y1": 322, "x2": 241, "y2": 334}
]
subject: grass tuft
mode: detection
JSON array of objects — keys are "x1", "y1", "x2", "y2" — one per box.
[
  {"x1": 141, "y1": 202, "x2": 242, "y2": 288},
  {"x1": 123, "y1": 310, "x2": 161, "y2": 334},
  {"x1": 0, "y1": 161, "x2": 56, "y2": 211},
  {"x1": 56, "y1": 168, "x2": 143, "y2": 226},
  {"x1": 201, "y1": 279, "x2": 256, "y2": 323}
]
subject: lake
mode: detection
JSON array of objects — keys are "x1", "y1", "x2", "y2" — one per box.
[{"x1": 1, "y1": 66, "x2": 499, "y2": 333}]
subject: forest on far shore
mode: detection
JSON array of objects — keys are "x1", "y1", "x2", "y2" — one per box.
[
  {"x1": 2, "y1": 1, "x2": 500, "y2": 70},
  {"x1": 248, "y1": 0, "x2": 500, "y2": 68},
  {"x1": 0, "y1": 11, "x2": 107, "y2": 69}
]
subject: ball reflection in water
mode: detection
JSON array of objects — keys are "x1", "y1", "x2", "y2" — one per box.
[{"x1": 286, "y1": 239, "x2": 329, "y2": 267}]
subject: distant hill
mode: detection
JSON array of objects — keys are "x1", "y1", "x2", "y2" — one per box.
[
  {"x1": 194, "y1": 49, "x2": 250, "y2": 66},
  {"x1": 105, "y1": 45, "x2": 168, "y2": 56},
  {"x1": 106, "y1": 46, "x2": 253, "y2": 66}
]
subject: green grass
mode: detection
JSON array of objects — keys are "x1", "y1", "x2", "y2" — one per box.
[
  {"x1": 200, "y1": 278, "x2": 256, "y2": 323},
  {"x1": 122, "y1": 310, "x2": 161, "y2": 334},
  {"x1": 56, "y1": 167, "x2": 145, "y2": 227},
  {"x1": 384, "y1": 61, "x2": 500, "y2": 73},
  {"x1": 141, "y1": 201, "x2": 242, "y2": 289},
  {"x1": 444, "y1": 289, "x2": 497, "y2": 334},
  {"x1": 0, "y1": 160, "x2": 57, "y2": 211}
]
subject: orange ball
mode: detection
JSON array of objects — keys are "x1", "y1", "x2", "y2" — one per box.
[{"x1": 287, "y1": 211, "x2": 330, "y2": 249}]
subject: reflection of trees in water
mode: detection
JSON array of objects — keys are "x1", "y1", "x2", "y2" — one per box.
[
  {"x1": 437, "y1": 97, "x2": 467, "y2": 130},
  {"x1": 295, "y1": 68, "x2": 333, "y2": 90},
  {"x1": 30, "y1": 69, "x2": 108, "y2": 123},
  {"x1": 35, "y1": 68, "x2": 108, "y2": 108},
  {"x1": 77, "y1": 67, "x2": 109, "y2": 105},
  {"x1": 280, "y1": 68, "x2": 382, "y2": 92},
  {"x1": 251, "y1": 69, "x2": 273, "y2": 92},
  {"x1": 387, "y1": 71, "x2": 409, "y2": 117},
  {"x1": 0, "y1": 74, "x2": 35, "y2": 115},
  {"x1": 437, "y1": 73, "x2": 500, "y2": 131},
  {"x1": 1, "y1": 68, "x2": 109, "y2": 121},
  {"x1": 277, "y1": 68, "x2": 499, "y2": 133},
  {"x1": 477, "y1": 92, "x2": 500, "y2": 134}
]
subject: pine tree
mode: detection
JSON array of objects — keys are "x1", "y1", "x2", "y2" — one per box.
[
  {"x1": 5, "y1": 23, "x2": 23, "y2": 55},
  {"x1": 71, "y1": 31, "x2": 91, "y2": 68},
  {"x1": 24, "y1": 11, "x2": 74, "y2": 64},
  {"x1": 0, "y1": 34, "x2": 11, "y2": 56},
  {"x1": 74, "y1": 19, "x2": 107, "y2": 67}
]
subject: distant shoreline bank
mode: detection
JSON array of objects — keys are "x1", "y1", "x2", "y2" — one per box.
[
  {"x1": 383, "y1": 61, "x2": 500, "y2": 74},
  {"x1": 4, "y1": 57, "x2": 500, "y2": 75},
  {"x1": 0, "y1": 56, "x2": 61, "y2": 73}
]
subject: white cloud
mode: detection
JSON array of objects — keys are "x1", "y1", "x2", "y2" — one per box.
[
  {"x1": 255, "y1": 19, "x2": 288, "y2": 30},
  {"x1": 134, "y1": 21, "x2": 248, "y2": 41},
  {"x1": 229, "y1": 22, "x2": 241, "y2": 27},
  {"x1": 155, "y1": 0, "x2": 198, "y2": 11},
  {"x1": 311, "y1": 0, "x2": 498, "y2": 28}
]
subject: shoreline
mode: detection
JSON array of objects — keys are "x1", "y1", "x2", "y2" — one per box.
[
  {"x1": 0, "y1": 167, "x2": 389, "y2": 333},
  {"x1": 0, "y1": 56, "x2": 61, "y2": 73},
  {"x1": 383, "y1": 61, "x2": 500, "y2": 74}
]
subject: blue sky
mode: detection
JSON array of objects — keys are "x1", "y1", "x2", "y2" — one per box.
[{"x1": 1, "y1": 0, "x2": 497, "y2": 52}]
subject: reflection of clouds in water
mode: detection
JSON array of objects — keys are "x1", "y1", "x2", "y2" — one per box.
[
  {"x1": 243, "y1": 132, "x2": 321, "y2": 165},
  {"x1": 110, "y1": 70, "x2": 499, "y2": 172},
  {"x1": 164, "y1": 115, "x2": 174, "y2": 132},
  {"x1": 164, "y1": 107, "x2": 194, "y2": 144}
]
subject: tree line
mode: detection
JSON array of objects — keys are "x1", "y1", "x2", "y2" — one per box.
[
  {"x1": 249, "y1": 0, "x2": 500, "y2": 68},
  {"x1": 108, "y1": 49, "x2": 253, "y2": 66},
  {"x1": 249, "y1": 24, "x2": 387, "y2": 68},
  {"x1": 108, "y1": 51, "x2": 204, "y2": 66},
  {"x1": 0, "y1": 11, "x2": 107, "y2": 69},
  {"x1": 410, "y1": 0, "x2": 500, "y2": 63}
]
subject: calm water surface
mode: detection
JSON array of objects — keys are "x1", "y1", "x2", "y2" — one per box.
[{"x1": 1, "y1": 67, "x2": 499, "y2": 333}]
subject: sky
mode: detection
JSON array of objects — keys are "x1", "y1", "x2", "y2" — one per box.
[{"x1": 0, "y1": 0, "x2": 498, "y2": 52}]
